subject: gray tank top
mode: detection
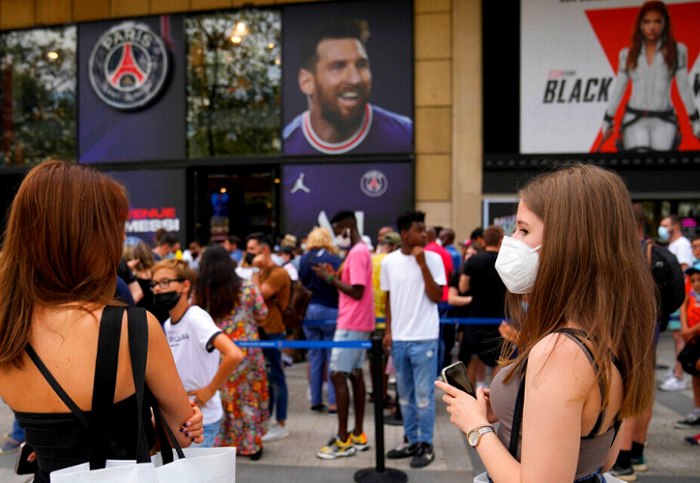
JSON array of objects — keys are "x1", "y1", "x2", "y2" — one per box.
[{"x1": 490, "y1": 329, "x2": 622, "y2": 480}]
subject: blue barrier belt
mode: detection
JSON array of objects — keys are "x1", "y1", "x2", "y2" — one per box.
[
  {"x1": 301, "y1": 317, "x2": 504, "y2": 327},
  {"x1": 235, "y1": 340, "x2": 372, "y2": 349}
]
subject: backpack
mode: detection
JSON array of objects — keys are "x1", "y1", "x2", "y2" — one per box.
[
  {"x1": 280, "y1": 279, "x2": 312, "y2": 330},
  {"x1": 645, "y1": 241, "x2": 686, "y2": 332}
]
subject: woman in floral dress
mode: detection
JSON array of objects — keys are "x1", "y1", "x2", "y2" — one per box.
[{"x1": 196, "y1": 245, "x2": 269, "y2": 459}]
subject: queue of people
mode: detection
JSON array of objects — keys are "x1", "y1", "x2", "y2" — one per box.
[{"x1": 0, "y1": 161, "x2": 698, "y2": 483}]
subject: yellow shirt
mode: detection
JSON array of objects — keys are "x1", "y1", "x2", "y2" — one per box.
[{"x1": 372, "y1": 253, "x2": 387, "y2": 328}]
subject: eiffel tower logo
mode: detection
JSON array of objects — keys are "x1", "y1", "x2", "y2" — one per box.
[{"x1": 109, "y1": 44, "x2": 147, "y2": 90}]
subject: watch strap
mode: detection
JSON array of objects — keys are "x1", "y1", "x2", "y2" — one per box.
[{"x1": 469, "y1": 425, "x2": 494, "y2": 447}]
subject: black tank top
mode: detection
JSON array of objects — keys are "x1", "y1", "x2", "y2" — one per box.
[{"x1": 14, "y1": 306, "x2": 156, "y2": 483}]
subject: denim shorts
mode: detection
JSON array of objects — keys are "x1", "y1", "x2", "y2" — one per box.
[{"x1": 330, "y1": 329, "x2": 371, "y2": 374}]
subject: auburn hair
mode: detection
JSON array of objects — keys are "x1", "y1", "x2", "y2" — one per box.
[
  {"x1": 627, "y1": 1, "x2": 677, "y2": 72},
  {"x1": 0, "y1": 161, "x2": 129, "y2": 368},
  {"x1": 502, "y1": 164, "x2": 657, "y2": 419}
]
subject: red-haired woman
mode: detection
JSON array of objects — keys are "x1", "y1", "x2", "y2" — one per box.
[
  {"x1": 602, "y1": 1, "x2": 700, "y2": 151},
  {"x1": 0, "y1": 162, "x2": 203, "y2": 483}
]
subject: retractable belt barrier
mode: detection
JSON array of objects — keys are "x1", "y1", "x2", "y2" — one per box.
[
  {"x1": 237, "y1": 336, "x2": 408, "y2": 483},
  {"x1": 301, "y1": 317, "x2": 504, "y2": 327},
  {"x1": 235, "y1": 340, "x2": 371, "y2": 349}
]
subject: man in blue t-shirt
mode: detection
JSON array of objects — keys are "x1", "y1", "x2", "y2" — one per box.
[{"x1": 283, "y1": 18, "x2": 412, "y2": 156}]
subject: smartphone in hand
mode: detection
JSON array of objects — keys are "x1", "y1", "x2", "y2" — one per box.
[
  {"x1": 15, "y1": 442, "x2": 37, "y2": 475},
  {"x1": 441, "y1": 361, "x2": 476, "y2": 398}
]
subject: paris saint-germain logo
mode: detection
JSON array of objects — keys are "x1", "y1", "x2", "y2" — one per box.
[
  {"x1": 89, "y1": 22, "x2": 169, "y2": 110},
  {"x1": 360, "y1": 170, "x2": 388, "y2": 198}
]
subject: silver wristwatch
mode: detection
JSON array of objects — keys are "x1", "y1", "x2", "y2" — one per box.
[{"x1": 467, "y1": 425, "x2": 495, "y2": 448}]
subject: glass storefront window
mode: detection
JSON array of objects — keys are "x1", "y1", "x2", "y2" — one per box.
[
  {"x1": 0, "y1": 26, "x2": 77, "y2": 167},
  {"x1": 186, "y1": 10, "x2": 282, "y2": 158}
]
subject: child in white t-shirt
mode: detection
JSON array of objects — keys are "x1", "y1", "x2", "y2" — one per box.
[{"x1": 153, "y1": 259, "x2": 243, "y2": 448}]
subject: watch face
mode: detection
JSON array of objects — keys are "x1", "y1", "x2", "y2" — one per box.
[{"x1": 468, "y1": 431, "x2": 479, "y2": 447}]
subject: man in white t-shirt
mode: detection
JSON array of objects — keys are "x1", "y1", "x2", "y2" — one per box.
[
  {"x1": 380, "y1": 211, "x2": 446, "y2": 469},
  {"x1": 152, "y1": 259, "x2": 243, "y2": 447},
  {"x1": 659, "y1": 215, "x2": 694, "y2": 392}
]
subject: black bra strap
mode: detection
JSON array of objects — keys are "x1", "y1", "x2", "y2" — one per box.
[
  {"x1": 25, "y1": 308, "x2": 130, "y2": 465},
  {"x1": 25, "y1": 344, "x2": 91, "y2": 429}
]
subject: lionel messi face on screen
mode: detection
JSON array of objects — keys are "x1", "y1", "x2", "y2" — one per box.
[{"x1": 298, "y1": 19, "x2": 372, "y2": 141}]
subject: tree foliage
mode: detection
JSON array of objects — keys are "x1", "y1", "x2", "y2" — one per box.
[
  {"x1": 186, "y1": 10, "x2": 282, "y2": 158},
  {"x1": 0, "y1": 27, "x2": 77, "y2": 167}
]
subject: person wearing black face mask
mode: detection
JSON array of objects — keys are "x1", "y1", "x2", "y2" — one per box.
[
  {"x1": 235, "y1": 233, "x2": 267, "y2": 281},
  {"x1": 183, "y1": 241, "x2": 202, "y2": 272},
  {"x1": 152, "y1": 258, "x2": 243, "y2": 448}
]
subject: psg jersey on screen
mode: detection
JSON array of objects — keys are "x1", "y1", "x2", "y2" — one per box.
[{"x1": 283, "y1": 104, "x2": 413, "y2": 155}]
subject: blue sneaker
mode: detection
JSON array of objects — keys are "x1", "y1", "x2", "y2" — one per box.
[
  {"x1": 0, "y1": 439, "x2": 21, "y2": 454},
  {"x1": 630, "y1": 455, "x2": 647, "y2": 472}
]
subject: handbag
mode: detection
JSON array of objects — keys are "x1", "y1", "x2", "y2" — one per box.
[
  {"x1": 678, "y1": 339, "x2": 700, "y2": 376},
  {"x1": 25, "y1": 306, "x2": 236, "y2": 483}
]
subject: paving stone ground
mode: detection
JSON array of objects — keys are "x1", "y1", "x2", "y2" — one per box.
[{"x1": 0, "y1": 331, "x2": 696, "y2": 483}]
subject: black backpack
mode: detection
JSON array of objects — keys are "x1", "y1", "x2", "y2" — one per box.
[{"x1": 645, "y1": 241, "x2": 686, "y2": 332}]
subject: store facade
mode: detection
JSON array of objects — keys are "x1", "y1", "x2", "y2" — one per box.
[
  {"x1": 482, "y1": 0, "x2": 700, "y2": 238},
  {"x1": 0, "y1": 0, "x2": 482, "y2": 247}
]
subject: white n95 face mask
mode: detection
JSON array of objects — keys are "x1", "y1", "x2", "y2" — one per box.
[{"x1": 495, "y1": 236, "x2": 542, "y2": 294}]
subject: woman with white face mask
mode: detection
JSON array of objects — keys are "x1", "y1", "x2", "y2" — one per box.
[{"x1": 436, "y1": 164, "x2": 657, "y2": 483}]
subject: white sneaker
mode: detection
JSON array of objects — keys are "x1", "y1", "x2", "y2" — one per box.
[
  {"x1": 262, "y1": 423, "x2": 289, "y2": 442},
  {"x1": 659, "y1": 376, "x2": 686, "y2": 392}
]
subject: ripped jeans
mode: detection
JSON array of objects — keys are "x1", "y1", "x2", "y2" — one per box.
[{"x1": 391, "y1": 339, "x2": 439, "y2": 446}]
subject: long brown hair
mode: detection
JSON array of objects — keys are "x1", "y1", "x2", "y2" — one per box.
[
  {"x1": 503, "y1": 164, "x2": 656, "y2": 419},
  {"x1": 627, "y1": 1, "x2": 677, "y2": 72},
  {"x1": 0, "y1": 161, "x2": 129, "y2": 368},
  {"x1": 195, "y1": 245, "x2": 242, "y2": 319}
]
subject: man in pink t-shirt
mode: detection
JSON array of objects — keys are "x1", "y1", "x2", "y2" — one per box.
[{"x1": 312, "y1": 211, "x2": 374, "y2": 460}]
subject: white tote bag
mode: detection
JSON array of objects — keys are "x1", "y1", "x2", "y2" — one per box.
[{"x1": 50, "y1": 447, "x2": 236, "y2": 483}]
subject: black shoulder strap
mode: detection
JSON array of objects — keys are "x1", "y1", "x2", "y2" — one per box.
[
  {"x1": 89, "y1": 306, "x2": 126, "y2": 469},
  {"x1": 126, "y1": 307, "x2": 185, "y2": 464},
  {"x1": 555, "y1": 329, "x2": 615, "y2": 439},
  {"x1": 125, "y1": 306, "x2": 153, "y2": 464},
  {"x1": 25, "y1": 310, "x2": 130, "y2": 468},
  {"x1": 509, "y1": 362, "x2": 527, "y2": 457}
]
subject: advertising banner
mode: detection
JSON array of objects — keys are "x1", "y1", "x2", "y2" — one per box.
[
  {"x1": 79, "y1": 15, "x2": 186, "y2": 162},
  {"x1": 282, "y1": 0, "x2": 413, "y2": 156},
  {"x1": 109, "y1": 169, "x2": 187, "y2": 246},
  {"x1": 521, "y1": 0, "x2": 700, "y2": 154},
  {"x1": 281, "y1": 162, "x2": 413, "y2": 243}
]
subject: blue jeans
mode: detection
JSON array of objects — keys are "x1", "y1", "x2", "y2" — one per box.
[
  {"x1": 12, "y1": 419, "x2": 24, "y2": 442},
  {"x1": 263, "y1": 332, "x2": 288, "y2": 422},
  {"x1": 391, "y1": 339, "x2": 438, "y2": 446},
  {"x1": 200, "y1": 420, "x2": 221, "y2": 448},
  {"x1": 303, "y1": 303, "x2": 337, "y2": 407}
]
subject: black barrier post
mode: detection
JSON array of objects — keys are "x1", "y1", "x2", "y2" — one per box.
[{"x1": 354, "y1": 337, "x2": 407, "y2": 483}]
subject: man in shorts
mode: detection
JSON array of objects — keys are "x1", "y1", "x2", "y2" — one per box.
[{"x1": 313, "y1": 211, "x2": 374, "y2": 459}]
